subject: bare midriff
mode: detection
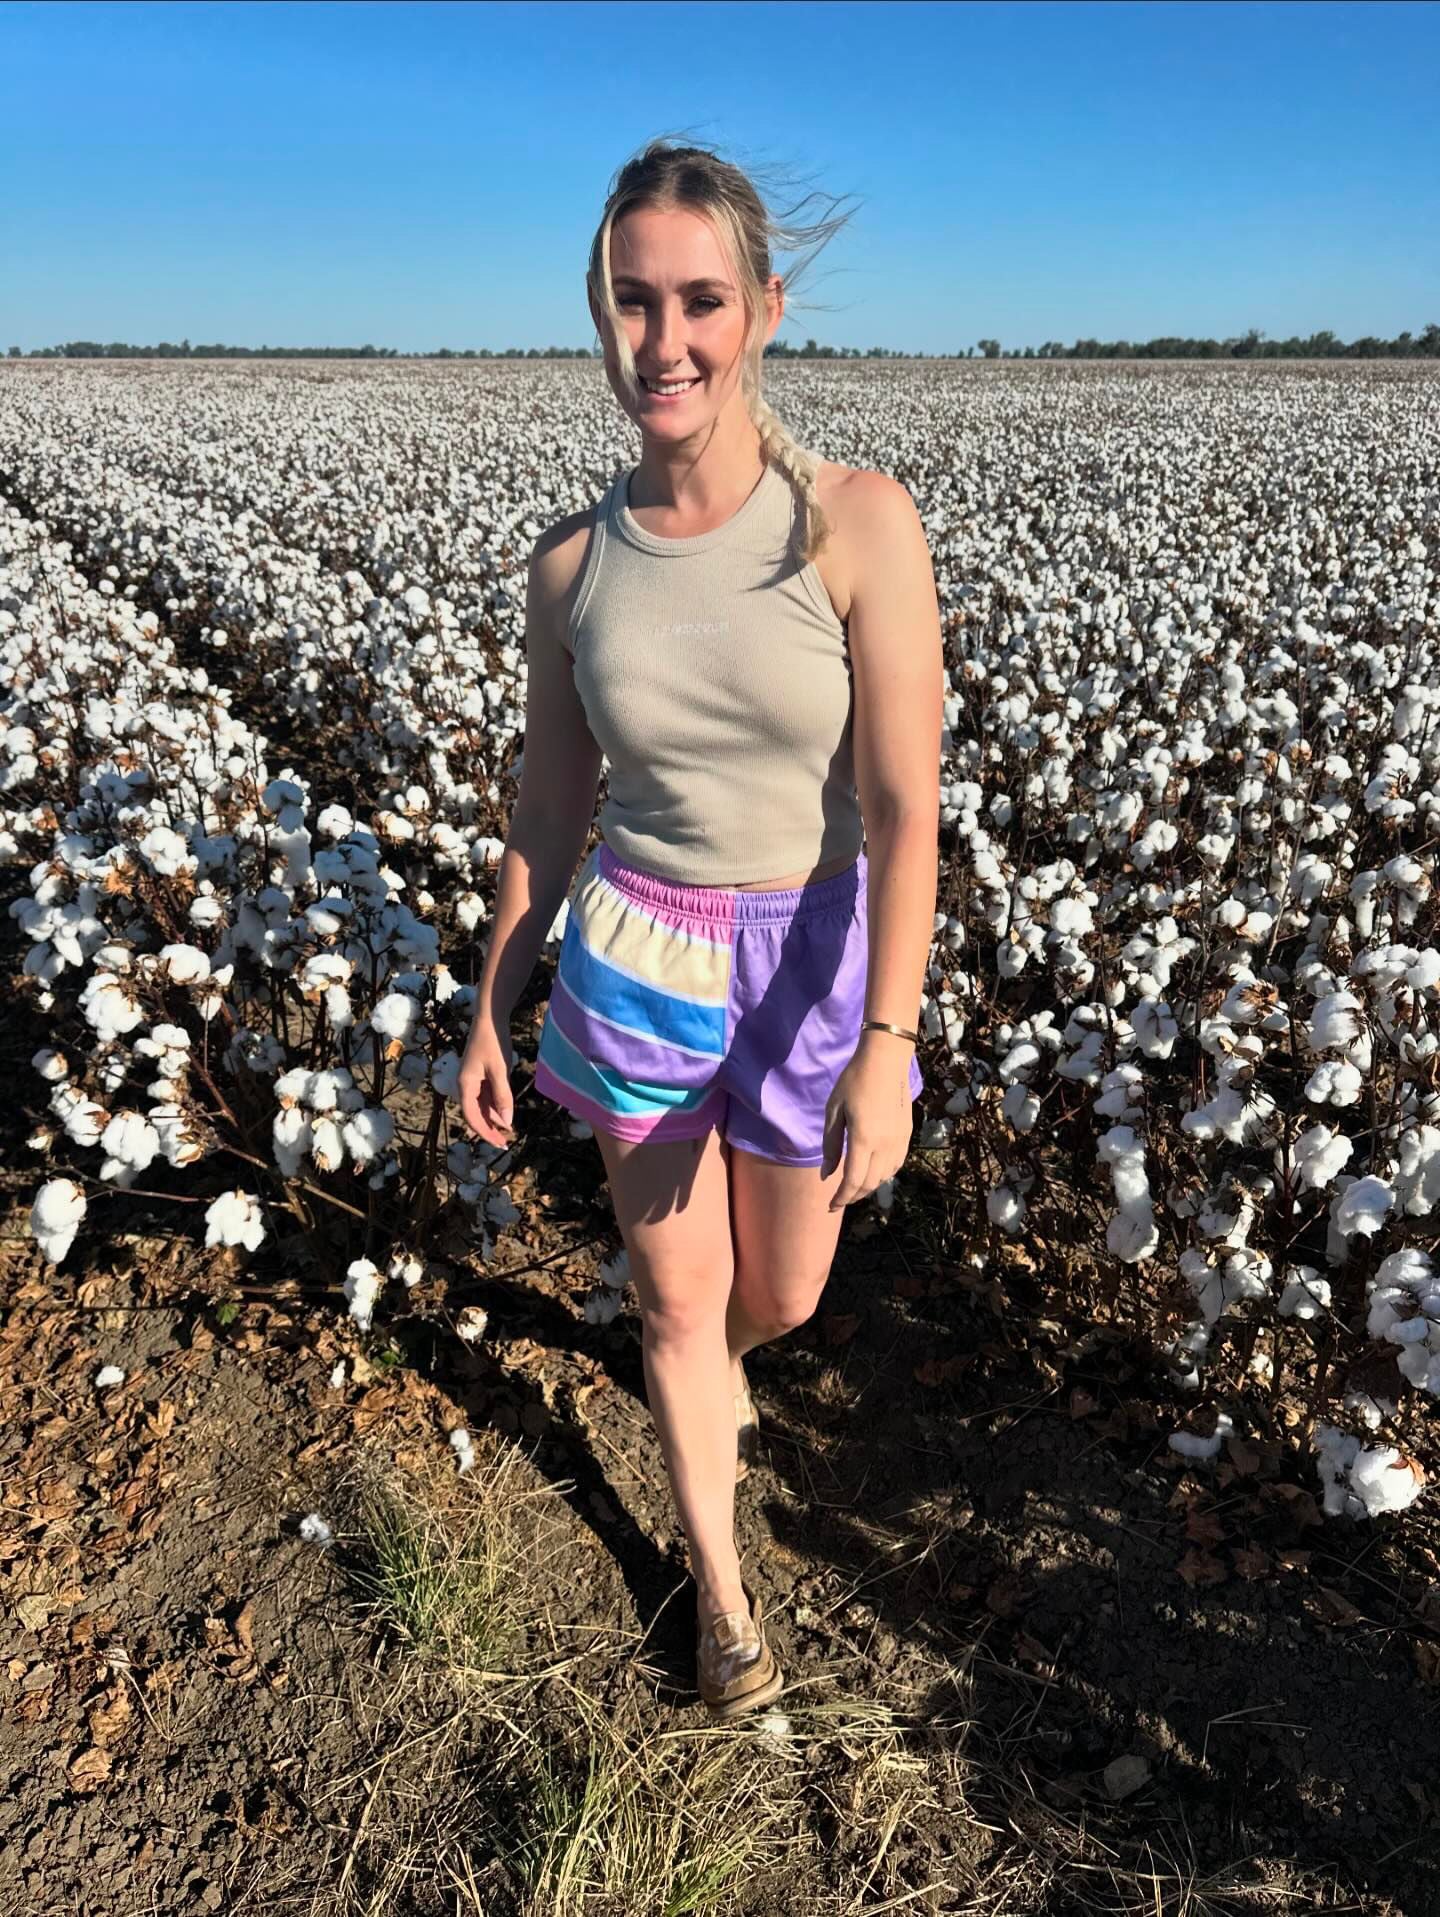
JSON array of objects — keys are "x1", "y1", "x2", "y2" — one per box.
[
  {"x1": 727, "y1": 850, "x2": 858, "y2": 891},
  {"x1": 598, "y1": 838, "x2": 857, "y2": 892}
]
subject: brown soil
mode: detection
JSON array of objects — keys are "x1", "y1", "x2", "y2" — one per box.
[{"x1": 4, "y1": 1050, "x2": 1440, "y2": 1915}]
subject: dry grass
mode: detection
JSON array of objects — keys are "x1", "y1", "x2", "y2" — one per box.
[{"x1": 257, "y1": 1421, "x2": 1376, "y2": 1917}]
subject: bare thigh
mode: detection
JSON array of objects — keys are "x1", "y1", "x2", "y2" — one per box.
[
  {"x1": 727, "y1": 1148, "x2": 848, "y2": 1335},
  {"x1": 590, "y1": 1128, "x2": 736, "y2": 1328}
]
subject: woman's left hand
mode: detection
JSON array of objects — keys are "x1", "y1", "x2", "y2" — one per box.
[{"x1": 820, "y1": 1037, "x2": 916, "y2": 1210}]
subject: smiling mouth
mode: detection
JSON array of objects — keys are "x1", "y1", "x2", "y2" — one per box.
[{"x1": 641, "y1": 376, "x2": 700, "y2": 396}]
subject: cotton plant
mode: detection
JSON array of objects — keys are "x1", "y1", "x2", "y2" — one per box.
[{"x1": 7, "y1": 360, "x2": 1440, "y2": 1517}]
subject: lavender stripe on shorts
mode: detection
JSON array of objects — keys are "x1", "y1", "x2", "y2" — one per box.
[{"x1": 533, "y1": 840, "x2": 923, "y2": 1168}]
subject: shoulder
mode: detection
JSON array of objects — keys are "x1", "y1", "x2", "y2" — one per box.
[
  {"x1": 526, "y1": 493, "x2": 611, "y2": 648},
  {"x1": 806, "y1": 461, "x2": 927, "y2": 621},
  {"x1": 812, "y1": 459, "x2": 919, "y2": 537},
  {"x1": 529, "y1": 500, "x2": 599, "y2": 601}
]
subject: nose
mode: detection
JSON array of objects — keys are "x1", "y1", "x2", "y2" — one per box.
[{"x1": 647, "y1": 296, "x2": 689, "y2": 368}]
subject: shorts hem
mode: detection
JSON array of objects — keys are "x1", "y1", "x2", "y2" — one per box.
[
  {"x1": 723, "y1": 1135, "x2": 825, "y2": 1169},
  {"x1": 533, "y1": 1060, "x2": 719, "y2": 1145}
]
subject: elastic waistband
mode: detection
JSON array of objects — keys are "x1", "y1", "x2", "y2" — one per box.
[{"x1": 595, "y1": 840, "x2": 865, "y2": 926}]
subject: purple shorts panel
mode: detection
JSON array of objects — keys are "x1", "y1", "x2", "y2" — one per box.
[{"x1": 533, "y1": 840, "x2": 923, "y2": 1167}]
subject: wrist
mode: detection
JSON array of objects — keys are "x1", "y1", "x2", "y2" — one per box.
[{"x1": 859, "y1": 1018, "x2": 918, "y2": 1048}]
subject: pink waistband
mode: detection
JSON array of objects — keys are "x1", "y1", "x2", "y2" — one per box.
[{"x1": 595, "y1": 840, "x2": 865, "y2": 927}]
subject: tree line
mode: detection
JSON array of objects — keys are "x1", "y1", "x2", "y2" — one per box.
[{"x1": 9, "y1": 323, "x2": 1439, "y2": 361}]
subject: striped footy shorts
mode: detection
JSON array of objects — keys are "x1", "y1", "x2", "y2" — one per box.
[{"x1": 533, "y1": 841, "x2": 923, "y2": 1168}]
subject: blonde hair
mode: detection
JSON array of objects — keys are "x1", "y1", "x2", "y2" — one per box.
[{"x1": 586, "y1": 135, "x2": 860, "y2": 562}]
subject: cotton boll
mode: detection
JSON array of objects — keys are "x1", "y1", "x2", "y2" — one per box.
[
  {"x1": 485, "y1": 1186, "x2": 520, "y2": 1227},
  {"x1": 986, "y1": 1182, "x2": 1026, "y2": 1232},
  {"x1": 272, "y1": 1105, "x2": 313, "y2": 1176},
  {"x1": 1394, "y1": 1124, "x2": 1440, "y2": 1216},
  {"x1": 1315, "y1": 1423, "x2": 1424, "y2": 1519},
  {"x1": 1279, "y1": 1266, "x2": 1331, "y2": 1318},
  {"x1": 598, "y1": 1250, "x2": 630, "y2": 1291},
  {"x1": 1168, "y1": 1409, "x2": 1234, "y2": 1460},
  {"x1": 343, "y1": 1257, "x2": 383, "y2": 1330},
  {"x1": 371, "y1": 991, "x2": 420, "y2": 1042},
  {"x1": 1289, "y1": 1124, "x2": 1352, "y2": 1191},
  {"x1": 204, "y1": 1189, "x2": 266, "y2": 1253},
  {"x1": 1305, "y1": 1059, "x2": 1363, "y2": 1107},
  {"x1": 449, "y1": 1427, "x2": 476, "y2": 1475},
  {"x1": 1307, "y1": 990, "x2": 1365, "y2": 1055},
  {"x1": 98, "y1": 1108, "x2": 162, "y2": 1185},
  {"x1": 31, "y1": 1177, "x2": 87, "y2": 1263},
  {"x1": 1130, "y1": 997, "x2": 1178, "y2": 1058},
  {"x1": 342, "y1": 1106, "x2": 396, "y2": 1165},
  {"x1": 275, "y1": 1066, "x2": 314, "y2": 1110},
  {"x1": 311, "y1": 1115, "x2": 346, "y2": 1173},
  {"x1": 1331, "y1": 1174, "x2": 1394, "y2": 1239},
  {"x1": 306, "y1": 1068, "x2": 355, "y2": 1113},
  {"x1": 299, "y1": 1512, "x2": 334, "y2": 1549},
  {"x1": 998, "y1": 1039, "x2": 1041, "y2": 1085},
  {"x1": 32, "y1": 1048, "x2": 69, "y2": 1082},
  {"x1": 94, "y1": 1364, "x2": 126, "y2": 1389},
  {"x1": 1350, "y1": 1447, "x2": 1425, "y2": 1515},
  {"x1": 585, "y1": 1287, "x2": 622, "y2": 1326},
  {"x1": 378, "y1": 1255, "x2": 419, "y2": 1300},
  {"x1": 1097, "y1": 1124, "x2": 1158, "y2": 1262},
  {"x1": 455, "y1": 1305, "x2": 489, "y2": 1342}
]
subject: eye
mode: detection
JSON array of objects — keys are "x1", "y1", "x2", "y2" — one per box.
[{"x1": 615, "y1": 297, "x2": 724, "y2": 314}]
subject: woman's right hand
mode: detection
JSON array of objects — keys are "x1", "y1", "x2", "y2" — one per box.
[{"x1": 458, "y1": 1018, "x2": 517, "y2": 1149}]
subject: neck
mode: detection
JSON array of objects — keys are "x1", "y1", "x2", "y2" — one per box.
[{"x1": 631, "y1": 410, "x2": 766, "y2": 514}]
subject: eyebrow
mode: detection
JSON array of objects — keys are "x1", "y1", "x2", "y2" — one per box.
[{"x1": 612, "y1": 276, "x2": 733, "y2": 295}]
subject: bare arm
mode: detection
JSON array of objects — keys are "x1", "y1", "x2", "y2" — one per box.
[
  {"x1": 472, "y1": 513, "x2": 603, "y2": 1035},
  {"x1": 846, "y1": 471, "x2": 942, "y2": 1048}
]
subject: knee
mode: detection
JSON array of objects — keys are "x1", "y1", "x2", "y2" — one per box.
[
  {"x1": 641, "y1": 1278, "x2": 732, "y2": 1354},
  {"x1": 768, "y1": 1301, "x2": 818, "y2": 1340},
  {"x1": 747, "y1": 1290, "x2": 821, "y2": 1343}
]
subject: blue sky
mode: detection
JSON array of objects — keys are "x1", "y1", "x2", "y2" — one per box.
[{"x1": 3, "y1": 0, "x2": 1436, "y2": 353}]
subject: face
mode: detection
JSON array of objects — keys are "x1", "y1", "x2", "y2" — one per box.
[{"x1": 590, "y1": 203, "x2": 783, "y2": 443}]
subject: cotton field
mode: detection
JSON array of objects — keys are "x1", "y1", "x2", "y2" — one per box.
[{"x1": 3, "y1": 356, "x2": 1438, "y2": 1523}]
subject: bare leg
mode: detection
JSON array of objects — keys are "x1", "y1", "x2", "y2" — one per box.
[
  {"x1": 725, "y1": 1144, "x2": 849, "y2": 1360},
  {"x1": 591, "y1": 1127, "x2": 747, "y2": 1626}
]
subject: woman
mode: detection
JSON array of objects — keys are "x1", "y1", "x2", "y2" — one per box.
[{"x1": 458, "y1": 138, "x2": 942, "y2": 1718}]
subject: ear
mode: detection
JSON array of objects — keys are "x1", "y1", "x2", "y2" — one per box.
[{"x1": 766, "y1": 273, "x2": 785, "y2": 338}]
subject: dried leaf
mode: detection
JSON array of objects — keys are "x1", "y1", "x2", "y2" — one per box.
[
  {"x1": 233, "y1": 1598, "x2": 256, "y2": 1657},
  {"x1": 1176, "y1": 1548, "x2": 1228, "y2": 1587},
  {"x1": 143, "y1": 1400, "x2": 178, "y2": 1442},
  {"x1": 1183, "y1": 1506, "x2": 1226, "y2": 1547},
  {"x1": 67, "y1": 1745, "x2": 112, "y2": 1791},
  {"x1": 1231, "y1": 1546, "x2": 1272, "y2": 1580},
  {"x1": 822, "y1": 1312, "x2": 861, "y2": 1348},
  {"x1": 985, "y1": 1573, "x2": 1028, "y2": 1617},
  {"x1": 1266, "y1": 1481, "x2": 1323, "y2": 1528},
  {"x1": 1013, "y1": 1630, "x2": 1054, "y2": 1671},
  {"x1": 1413, "y1": 1640, "x2": 1440, "y2": 1685},
  {"x1": 1068, "y1": 1387, "x2": 1098, "y2": 1419},
  {"x1": 913, "y1": 1355, "x2": 970, "y2": 1387},
  {"x1": 87, "y1": 1684, "x2": 132, "y2": 1747},
  {"x1": 1310, "y1": 1584, "x2": 1364, "y2": 1628},
  {"x1": 16, "y1": 1594, "x2": 50, "y2": 1634}
]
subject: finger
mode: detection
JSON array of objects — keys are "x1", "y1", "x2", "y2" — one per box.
[
  {"x1": 830, "y1": 1143, "x2": 876, "y2": 1212},
  {"x1": 819, "y1": 1103, "x2": 845, "y2": 1180}
]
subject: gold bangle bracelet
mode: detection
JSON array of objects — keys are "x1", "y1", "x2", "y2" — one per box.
[{"x1": 860, "y1": 1019, "x2": 919, "y2": 1043}]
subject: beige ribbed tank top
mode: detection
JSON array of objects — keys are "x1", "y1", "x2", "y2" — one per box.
[{"x1": 562, "y1": 455, "x2": 863, "y2": 886}]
